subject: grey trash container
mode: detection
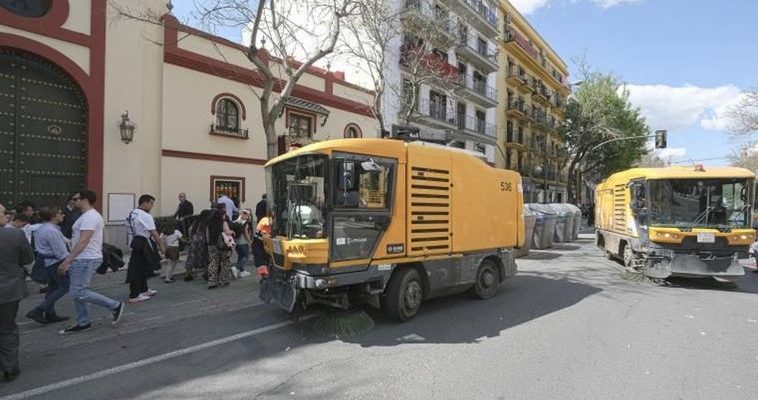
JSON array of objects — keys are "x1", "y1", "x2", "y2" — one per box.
[
  {"x1": 515, "y1": 207, "x2": 536, "y2": 258},
  {"x1": 549, "y1": 203, "x2": 574, "y2": 243},
  {"x1": 565, "y1": 204, "x2": 583, "y2": 240},
  {"x1": 525, "y1": 203, "x2": 556, "y2": 249}
]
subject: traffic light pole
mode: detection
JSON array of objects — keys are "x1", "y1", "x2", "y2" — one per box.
[{"x1": 588, "y1": 134, "x2": 657, "y2": 154}]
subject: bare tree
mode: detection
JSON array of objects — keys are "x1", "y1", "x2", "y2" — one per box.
[
  {"x1": 196, "y1": 0, "x2": 360, "y2": 158},
  {"x1": 110, "y1": 0, "x2": 360, "y2": 158},
  {"x1": 727, "y1": 90, "x2": 758, "y2": 135},
  {"x1": 635, "y1": 151, "x2": 669, "y2": 168},
  {"x1": 341, "y1": 0, "x2": 466, "y2": 133},
  {"x1": 729, "y1": 142, "x2": 758, "y2": 173}
]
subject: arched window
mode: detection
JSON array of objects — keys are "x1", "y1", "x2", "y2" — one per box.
[
  {"x1": 215, "y1": 99, "x2": 239, "y2": 132},
  {"x1": 344, "y1": 124, "x2": 362, "y2": 138}
]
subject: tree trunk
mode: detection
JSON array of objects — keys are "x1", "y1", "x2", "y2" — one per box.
[{"x1": 264, "y1": 119, "x2": 278, "y2": 160}]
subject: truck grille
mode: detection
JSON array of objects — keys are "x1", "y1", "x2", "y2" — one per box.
[{"x1": 408, "y1": 166, "x2": 451, "y2": 255}]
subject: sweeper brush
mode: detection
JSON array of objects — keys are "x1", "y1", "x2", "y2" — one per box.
[{"x1": 312, "y1": 309, "x2": 375, "y2": 338}]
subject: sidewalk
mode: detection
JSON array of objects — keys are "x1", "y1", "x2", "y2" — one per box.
[{"x1": 17, "y1": 255, "x2": 263, "y2": 356}]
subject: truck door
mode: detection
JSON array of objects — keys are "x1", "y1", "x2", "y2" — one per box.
[{"x1": 329, "y1": 153, "x2": 397, "y2": 265}]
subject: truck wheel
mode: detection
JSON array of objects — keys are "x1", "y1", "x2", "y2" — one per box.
[
  {"x1": 384, "y1": 268, "x2": 423, "y2": 322},
  {"x1": 470, "y1": 259, "x2": 500, "y2": 299}
]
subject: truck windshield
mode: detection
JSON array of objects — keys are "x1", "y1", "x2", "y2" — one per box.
[
  {"x1": 648, "y1": 178, "x2": 752, "y2": 229},
  {"x1": 266, "y1": 154, "x2": 328, "y2": 239}
]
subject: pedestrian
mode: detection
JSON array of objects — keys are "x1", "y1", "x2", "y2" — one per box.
[
  {"x1": 0, "y1": 203, "x2": 34, "y2": 381},
  {"x1": 255, "y1": 194, "x2": 268, "y2": 223},
  {"x1": 160, "y1": 221, "x2": 182, "y2": 283},
  {"x1": 207, "y1": 203, "x2": 234, "y2": 289},
  {"x1": 252, "y1": 212, "x2": 272, "y2": 279},
  {"x1": 125, "y1": 195, "x2": 164, "y2": 303},
  {"x1": 231, "y1": 209, "x2": 253, "y2": 279},
  {"x1": 216, "y1": 191, "x2": 238, "y2": 221},
  {"x1": 57, "y1": 190, "x2": 125, "y2": 334},
  {"x1": 587, "y1": 202, "x2": 596, "y2": 227},
  {"x1": 15, "y1": 202, "x2": 38, "y2": 244},
  {"x1": 61, "y1": 193, "x2": 82, "y2": 239},
  {"x1": 5, "y1": 213, "x2": 30, "y2": 230},
  {"x1": 184, "y1": 209, "x2": 213, "y2": 282},
  {"x1": 174, "y1": 192, "x2": 194, "y2": 235},
  {"x1": 25, "y1": 206, "x2": 71, "y2": 324}
]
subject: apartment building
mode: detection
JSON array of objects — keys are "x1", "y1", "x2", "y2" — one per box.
[
  {"x1": 496, "y1": 1, "x2": 570, "y2": 202},
  {"x1": 383, "y1": 0, "x2": 500, "y2": 164}
]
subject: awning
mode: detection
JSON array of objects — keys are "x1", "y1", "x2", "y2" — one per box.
[{"x1": 285, "y1": 97, "x2": 330, "y2": 116}]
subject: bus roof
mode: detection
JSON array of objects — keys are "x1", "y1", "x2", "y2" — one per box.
[
  {"x1": 602, "y1": 166, "x2": 755, "y2": 184},
  {"x1": 264, "y1": 138, "x2": 487, "y2": 167}
]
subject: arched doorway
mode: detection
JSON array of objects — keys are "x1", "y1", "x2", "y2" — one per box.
[{"x1": 0, "y1": 49, "x2": 87, "y2": 210}]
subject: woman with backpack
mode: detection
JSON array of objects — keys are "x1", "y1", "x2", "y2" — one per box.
[{"x1": 206, "y1": 203, "x2": 234, "y2": 289}]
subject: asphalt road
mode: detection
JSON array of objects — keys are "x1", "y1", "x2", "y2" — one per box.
[{"x1": 1, "y1": 234, "x2": 757, "y2": 400}]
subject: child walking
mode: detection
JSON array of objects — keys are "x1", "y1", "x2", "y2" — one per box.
[{"x1": 161, "y1": 222, "x2": 182, "y2": 283}]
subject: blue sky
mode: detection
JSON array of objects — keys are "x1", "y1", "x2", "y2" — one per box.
[
  {"x1": 174, "y1": 0, "x2": 758, "y2": 165},
  {"x1": 513, "y1": 0, "x2": 758, "y2": 165}
]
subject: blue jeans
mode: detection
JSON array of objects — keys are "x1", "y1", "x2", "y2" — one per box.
[
  {"x1": 35, "y1": 263, "x2": 70, "y2": 315},
  {"x1": 235, "y1": 244, "x2": 250, "y2": 272},
  {"x1": 68, "y1": 259, "x2": 119, "y2": 326}
]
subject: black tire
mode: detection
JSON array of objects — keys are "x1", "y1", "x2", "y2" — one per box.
[
  {"x1": 384, "y1": 267, "x2": 423, "y2": 322},
  {"x1": 470, "y1": 259, "x2": 500, "y2": 299}
]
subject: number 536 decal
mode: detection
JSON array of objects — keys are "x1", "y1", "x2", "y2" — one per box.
[{"x1": 500, "y1": 181, "x2": 512, "y2": 192}]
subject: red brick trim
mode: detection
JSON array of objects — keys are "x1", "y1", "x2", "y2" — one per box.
[
  {"x1": 161, "y1": 13, "x2": 374, "y2": 118},
  {"x1": 162, "y1": 149, "x2": 267, "y2": 166},
  {"x1": 211, "y1": 92, "x2": 247, "y2": 120},
  {"x1": 0, "y1": 1, "x2": 92, "y2": 46}
]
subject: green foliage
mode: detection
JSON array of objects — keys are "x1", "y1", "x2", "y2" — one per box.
[{"x1": 560, "y1": 71, "x2": 650, "y2": 201}]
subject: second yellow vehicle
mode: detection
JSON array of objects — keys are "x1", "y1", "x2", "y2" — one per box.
[{"x1": 595, "y1": 165, "x2": 755, "y2": 280}]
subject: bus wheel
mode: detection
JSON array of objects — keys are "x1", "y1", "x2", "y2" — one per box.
[
  {"x1": 385, "y1": 268, "x2": 423, "y2": 322},
  {"x1": 470, "y1": 259, "x2": 500, "y2": 299}
]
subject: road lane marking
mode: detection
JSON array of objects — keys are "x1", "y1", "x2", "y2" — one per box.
[{"x1": 1, "y1": 315, "x2": 315, "y2": 400}]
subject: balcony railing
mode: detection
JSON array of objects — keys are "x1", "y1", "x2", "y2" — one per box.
[
  {"x1": 210, "y1": 124, "x2": 249, "y2": 139},
  {"x1": 459, "y1": 74, "x2": 497, "y2": 102},
  {"x1": 400, "y1": 44, "x2": 459, "y2": 80},
  {"x1": 504, "y1": 28, "x2": 538, "y2": 59},
  {"x1": 507, "y1": 99, "x2": 529, "y2": 115},
  {"x1": 463, "y1": 0, "x2": 498, "y2": 27},
  {"x1": 404, "y1": 0, "x2": 456, "y2": 37},
  {"x1": 459, "y1": 114, "x2": 496, "y2": 136},
  {"x1": 458, "y1": 32, "x2": 497, "y2": 63},
  {"x1": 416, "y1": 98, "x2": 457, "y2": 126},
  {"x1": 506, "y1": 129, "x2": 526, "y2": 145}
]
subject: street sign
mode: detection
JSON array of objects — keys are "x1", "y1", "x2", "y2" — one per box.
[{"x1": 655, "y1": 130, "x2": 667, "y2": 149}]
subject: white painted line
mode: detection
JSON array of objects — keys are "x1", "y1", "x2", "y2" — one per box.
[{"x1": 1, "y1": 315, "x2": 315, "y2": 400}]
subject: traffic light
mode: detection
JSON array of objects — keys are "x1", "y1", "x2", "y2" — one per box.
[{"x1": 655, "y1": 130, "x2": 667, "y2": 149}]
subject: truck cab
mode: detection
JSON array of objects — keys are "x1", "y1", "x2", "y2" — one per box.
[{"x1": 596, "y1": 166, "x2": 755, "y2": 280}]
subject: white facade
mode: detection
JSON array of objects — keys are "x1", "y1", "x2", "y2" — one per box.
[
  {"x1": 383, "y1": 0, "x2": 500, "y2": 164},
  {"x1": 0, "y1": 0, "x2": 378, "y2": 247}
]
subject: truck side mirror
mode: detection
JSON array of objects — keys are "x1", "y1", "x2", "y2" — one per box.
[{"x1": 337, "y1": 160, "x2": 356, "y2": 191}]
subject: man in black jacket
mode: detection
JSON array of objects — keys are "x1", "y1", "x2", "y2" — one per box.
[
  {"x1": 174, "y1": 192, "x2": 194, "y2": 234},
  {"x1": 255, "y1": 194, "x2": 268, "y2": 223},
  {"x1": 0, "y1": 203, "x2": 34, "y2": 382}
]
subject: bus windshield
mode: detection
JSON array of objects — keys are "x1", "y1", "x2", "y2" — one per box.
[
  {"x1": 266, "y1": 154, "x2": 328, "y2": 239},
  {"x1": 648, "y1": 178, "x2": 752, "y2": 229}
]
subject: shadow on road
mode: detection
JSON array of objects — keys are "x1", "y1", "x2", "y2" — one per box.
[
  {"x1": 521, "y1": 251, "x2": 563, "y2": 261},
  {"x1": 344, "y1": 273, "x2": 601, "y2": 347}
]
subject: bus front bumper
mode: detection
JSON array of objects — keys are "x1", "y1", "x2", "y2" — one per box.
[{"x1": 646, "y1": 251, "x2": 745, "y2": 279}]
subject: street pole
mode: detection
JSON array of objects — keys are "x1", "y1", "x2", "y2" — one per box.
[{"x1": 544, "y1": 131, "x2": 548, "y2": 204}]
